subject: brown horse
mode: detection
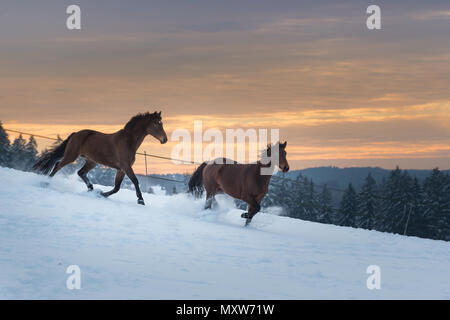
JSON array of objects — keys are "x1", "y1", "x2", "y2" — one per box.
[
  {"x1": 33, "y1": 111, "x2": 168, "y2": 205},
  {"x1": 188, "y1": 141, "x2": 289, "y2": 226}
]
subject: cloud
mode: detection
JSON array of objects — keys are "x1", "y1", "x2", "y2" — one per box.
[{"x1": 411, "y1": 10, "x2": 450, "y2": 20}]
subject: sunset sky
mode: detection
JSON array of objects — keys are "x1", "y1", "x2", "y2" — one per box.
[{"x1": 1, "y1": 0, "x2": 449, "y2": 174}]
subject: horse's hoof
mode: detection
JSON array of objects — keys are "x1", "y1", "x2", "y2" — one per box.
[
  {"x1": 245, "y1": 218, "x2": 252, "y2": 226},
  {"x1": 88, "y1": 185, "x2": 93, "y2": 191},
  {"x1": 137, "y1": 199, "x2": 145, "y2": 205},
  {"x1": 241, "y1": 212, "x2": 249, "y2": 218}
]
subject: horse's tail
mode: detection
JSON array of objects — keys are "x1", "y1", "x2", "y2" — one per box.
[
  {"x1": 188, "y1": 162, "x2": 207, "y2": 197},
  {"x1": 33, "y1": 133, "x2": 75, "y2": 175}
]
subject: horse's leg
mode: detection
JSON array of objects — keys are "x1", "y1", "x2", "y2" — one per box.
[
  {"x1": 101, "y1": 170, "x2": 125, "y2": 198},
  {"x1": 123, "y1": 166, "x2": 145, "y2": 205},
  {"x1": 241, "y1": 196, "x2": 261, "y2": 226},
  {"x1": 204, "y1": 193, "x2": 214, "y2": 209},
  {"x1": 77, "y1": 160, "x2": 96, "y2": 191},
  {"x1": 49, "y1": 147, "x2": 79, "y2": 177},
  {"x1": 204, "y1": 184, "x2": 219, "y2": 209}
]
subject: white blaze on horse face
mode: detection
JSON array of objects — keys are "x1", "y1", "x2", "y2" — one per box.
[
  {"x1": 203, "y1": 128, "x2": 223, "y2": 164},
  {"x1": 225, "y1": 128, "x2": 258, "y2": 164},
  {"x1": 171, "y1": 129, "x2": 191, "y2": 165}
]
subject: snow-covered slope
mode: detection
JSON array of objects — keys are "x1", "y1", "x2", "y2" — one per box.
[{"x1": 0, "y1": 167, "x2": 449, "y2": 299}]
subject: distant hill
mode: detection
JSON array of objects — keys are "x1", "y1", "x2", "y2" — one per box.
[
  {"x1": 134, "y1": 167, "x2": 450, "y2": 195},
  {"x1": 282, "y1": 166, "x2": 450, "y2": 190}
]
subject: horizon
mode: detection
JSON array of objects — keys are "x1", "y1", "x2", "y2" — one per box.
[
  {"x1": 144, "y1": 165, "x2": 450, "y2": 176},
  {"x1": 1, "y1": 0, "x2": 449, "y2": 174}
]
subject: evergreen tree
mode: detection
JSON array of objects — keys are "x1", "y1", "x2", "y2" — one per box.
[
  {"x1": 403, "y1": 177, "x2": 425, "y2": 237},
  {"x1": 337, "y1": 183, "x2": 358, "y2": 227},
  {"x1": 422, "y1": 168, "x2": 450, "y2": 240},
  {"x1": 23, "y1": 136, "x2": 38, "y2": 171},
  {"x1": 262, "y1": 174, "x2": 290, "y2": 212},
  {"x1": 317, "y1": 184, "x2": 333, "y2": 224},
  {"x1": 0, "y1": 121, "x2": 11, "y2": 167},
  {"x1": 9, "y1": 134, "x2": 28, "y2": 170},
  {"x1": 377, "y1": 167, "x2": 414, "y2": 234},
  {"x1": 356, "y1": 173, "x2": 378, "y2": 230},
  {"x1": 288, "y1": 175, "x2": 317, "y2": 221},
  {"x1": 305, "y1": 179, "x2": 319, "y2": 221}
]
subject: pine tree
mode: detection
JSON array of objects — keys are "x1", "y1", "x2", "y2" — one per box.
[
  {"x1": 403, "y1": 177, "x2": 425, "y2": 237},
  {"x1": 289, "y1": 175, "x2": 316, "y2": 221},
  {"x1": 262, "y1": 174, "x2": 292, "y2": 216},
  {"x1": 377, "y1": 167, "x2": 414, "y2": 234},
  {"x1": 23, "y1": 136, "x2": 38, "y2": 171},
  {"x1": 337, "y1": 183, "x2": 358, "y2": 227},
  {"x1": 10, "y1": 134, "x2": 28, "y2": 170},
  {"x1": 317, "y1": 184, "x2": 334, "y2": 224},
  {"x1": 422, "y1": 168, "x2": 450, "y2": 240},
  {"x1": 356, "y1": 173, "x2": 378, "y2": 230},
  {"x1": 0, "y1": 121, "x2": 11, "y2": 167},
  {"x1": 305, "y1": 179, "x2": 319, "y2": 221}
]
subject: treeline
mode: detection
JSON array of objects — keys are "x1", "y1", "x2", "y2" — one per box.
[
  {"x1": 0, "y1": 122, "x2": 39, "y2": 171},
  {"x1": 264, "y1": 169, "x2": 450, "y2": 241}
]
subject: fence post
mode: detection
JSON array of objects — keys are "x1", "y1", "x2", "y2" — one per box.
[{"x1": 144, "y1": 151, "x2": 148, "y2": 176}]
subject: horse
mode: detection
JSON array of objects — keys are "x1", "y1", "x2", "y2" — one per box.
[
  {"x1": 33, "y1": 111, "x2": 168, "y2": 205},
  {"x1": 188, "y1": 141, "x2": 289, "y2": 226}
]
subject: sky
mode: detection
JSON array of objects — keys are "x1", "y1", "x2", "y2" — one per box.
[{"x1": 1, "y1": 0, "x2": 449, "y2": 174}]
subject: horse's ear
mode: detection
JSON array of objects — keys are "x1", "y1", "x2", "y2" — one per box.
[
  {"x1": 282, "y1": 141, "x2": 287, "y2": 148},
  {"x1": 158, "y1": 111, "x2": 162, "y2": 116}
]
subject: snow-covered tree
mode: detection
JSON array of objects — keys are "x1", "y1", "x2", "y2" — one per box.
[
  {"x1": 22, "y1": 136, "x2": 38, "y2": 171},
  {"x1": 377, "y1": 167, "x2": 414, "y2": 234},
  {"x1": 262, "y1": 174, "x2": 293, "y2": 216},
  {"x1": 10, "y1": 134, "x2": 28, "y2": 170},
  {"x1": 403, "y1": 177, "x2": 425, "y2": 237},
  {"x1": 316, "y1": 184, "x2": 333, "y2": 224},
  {"x1": 287, "y1": 175, "x2": 319, "y2": 221},
  {"x1": 422, "y1": 168, "x2": 450, "y2": 241},
  {"x1": 337, "y1": 183, "x2": 358, "y2": 227},
  {"x1": 0, "y1": 121, "x2": 11, "y2": 167},
  {"x1": 356, "y1": 173, "x2": 378, "y2": 230}
]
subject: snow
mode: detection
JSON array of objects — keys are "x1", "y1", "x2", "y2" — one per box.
[{"x1": 0, "y1": 167, "x2": 449, "y2": 299}]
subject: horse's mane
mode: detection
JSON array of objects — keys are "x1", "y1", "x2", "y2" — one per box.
[{"x1": 124, "y1": 112, "x2": 161, "y2": 130}]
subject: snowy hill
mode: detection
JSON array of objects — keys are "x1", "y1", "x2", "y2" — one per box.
[{"x1": 0, "y1": 167, "x2": 449, "y2": 299}]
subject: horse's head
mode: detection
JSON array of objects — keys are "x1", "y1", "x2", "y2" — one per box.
[
  {"x1": 265, "y1": 141, "x2": 289, "y2": 172},
  {"x1": 147, "y1": 111, "x2": 168, "y2": 144}
]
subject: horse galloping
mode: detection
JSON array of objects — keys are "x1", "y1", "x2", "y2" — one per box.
[
  {"x1": 33, "y1": 111, "x2": 168, "y2": 205},
  {"x1": 188, "y1": 141, "x2": 289, "y2": 226}
]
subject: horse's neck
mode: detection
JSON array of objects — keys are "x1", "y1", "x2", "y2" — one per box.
[{"x1": 125, "y1": 124, "x2": 147, "y2": 152}]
